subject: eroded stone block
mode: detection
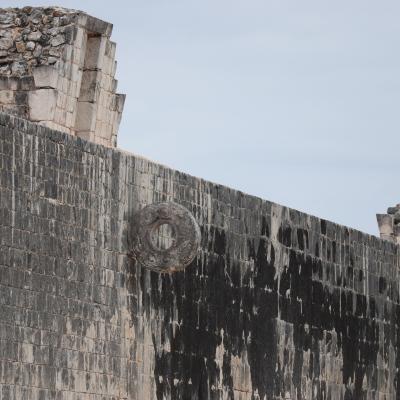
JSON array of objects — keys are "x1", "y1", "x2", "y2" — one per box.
[
  {"x1": 32, "y1": 65, "x2": 59, "y2": 89},
  {"x1": 28, "y1": 89, "x2": 57, "y2": 121},
  {"x1": 74, "y1": 101, "x2": 96, "y2": 131}
]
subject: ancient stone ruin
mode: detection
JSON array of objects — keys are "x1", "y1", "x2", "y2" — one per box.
[
  {"x1": 0, "y1": 6, "x2": 125, "y2": 147},
  {"x1": 0, "y1": 6, "x2": 400, "y2": 400},
  {"x1": 377, "y1": 204, "x2": 400, "y2": 244}
]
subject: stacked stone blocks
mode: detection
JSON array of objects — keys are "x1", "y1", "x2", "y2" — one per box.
[
  {"x1": 377, "y1": 204, "x2": 400, "y2": 244},
  {"x1": 0, "y1": 112, "x2": 399, "y2": 399},
  {"x1": 0, "y1": 7, "x2": 125, "y2": 147},
  {"x1": 0, "y1": 6, "x2": 400, "y2": 400}
]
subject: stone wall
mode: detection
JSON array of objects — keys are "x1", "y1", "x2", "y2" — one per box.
[
  {"x1": 0, "y1": 111, "x2": 399, "y2": 400},
  {"x1": 0, "y1": 7, "x2": 125, "y2": 147},
  {"x1": 377, "y1": 204, "x2": 400, "y2": 244}
]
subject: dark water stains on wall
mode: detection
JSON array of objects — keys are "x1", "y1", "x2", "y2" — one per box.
[
  {"x1": 1, "y1": 113, "x2": 399, "y2": 399},
  {"x1": 137, "y1": 203, "x2": 400, "y2": 399}
]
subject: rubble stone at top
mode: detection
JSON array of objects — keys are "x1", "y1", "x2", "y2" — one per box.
[{"x1": 0, "y1": 7, "x2": 80, "y2": 77}]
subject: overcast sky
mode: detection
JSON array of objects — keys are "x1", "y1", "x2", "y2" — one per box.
[{"x1": 7, "y1": 0, "x2": 400, "y2": 235}]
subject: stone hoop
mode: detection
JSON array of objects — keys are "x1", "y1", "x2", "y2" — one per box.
[{"x1": 130, "y1": 202, "x2": 201, "y2": 273}]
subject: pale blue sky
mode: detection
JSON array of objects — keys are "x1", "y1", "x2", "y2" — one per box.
[{"x1": 6, "y1": 0, "x2": 400, "y2": 235}]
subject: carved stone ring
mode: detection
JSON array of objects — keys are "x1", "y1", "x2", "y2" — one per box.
[{"x1": 130, "y1": 202, "x2": 201, "y2": 273}]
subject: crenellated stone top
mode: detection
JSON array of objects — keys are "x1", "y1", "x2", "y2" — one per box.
[
  {"x1": 376, "y1": 204, "x2": 400, "y2": 244},
  {"x1": 0, "y1": 6, "x2": 124, "y2": 147}
]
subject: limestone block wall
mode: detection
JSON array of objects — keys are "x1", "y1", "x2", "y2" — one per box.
[
  {"x1": 0, "y1": 112, "x2": 400, "y2": 400},
  {"x1": 0, "y1": 7, "x2": 125, "y2": 147},
  {"x1": 377, "y1": 204, "x2": 400, "y2": 244}
]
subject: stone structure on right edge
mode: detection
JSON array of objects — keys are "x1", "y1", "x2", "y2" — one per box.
[
  {"x1": 0, "y1": 6, "x2": 125, "y2": 147},
  {"x1": 1, "y1": 6, "x2": 400, "y2": 400},
  {"x1": 377, "y1": 204, "x2": 400, "y2": 244}
]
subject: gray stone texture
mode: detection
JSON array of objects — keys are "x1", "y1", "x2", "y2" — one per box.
[
  {"x1": 377, "y1": 204, "x2": 400, "y2": 245},
  {"x1": 129, "y1": 201, "x2": 201, "y2": 273},
  {"x1": 0, "y1": 111, "x2": 399, "y2": 399},
  {"x1": 0, "y1": 7, "x2": 125, "y2": 148}
]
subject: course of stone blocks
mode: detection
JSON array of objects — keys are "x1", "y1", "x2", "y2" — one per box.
[
  {"x1": 0, "y1": 112, "x2": 399, "y2": 399},
  {"x1": 1, "y1": 6, "x2": 400, "y2": 400},
  {"x1": 0, "y1": 7, "x2": 125, "y2": 147}
]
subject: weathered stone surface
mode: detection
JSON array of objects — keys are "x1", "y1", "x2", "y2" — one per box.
[
  {"x1": 15, "y1": 40, "x2": 25, "y2": 52},
  {"x1": 74, "y1": 100, "x2": 96, "y2": 130},
  {"x1": 27, "y1": 30, "x2": 42, "y2": 41},
  {"x1": 130, "y1": 202, "x2": 201, "y2": 272},
  {"x1": 84, "y1": 35, "x2": 105, "y2": 69},
  {"x1": 28, "y1": 88, "x2": 57, "y2": 120},
  {"x1": 0, "y1": 89, "x2": 14, "y2": 104},
  {"x1": 25, "y1": 40, "x2": 35, "y2": 50},
  {"x1": 32, "y1": 64, "x2": 59, "y2": 88},
  {"x1": 78, "y1": 69, "x2": 101, "y2": 102},
  {"x1": 0, "y1": 37, "x2": 12, "y2": 50},
  {"x1": 0, "y1": 112, "x2": 399, "y2": 399},
  {"x1": 0, "y1": 7, "x2": 125, "y2": 147},
  {"x1": 0, "y1": 13, "x2": 14, "y2": 25},
  {"x1": 50, "y1": 33, "x2": 65, "y2": 46},
  {"x1": 378, "y1": 203, "x2": 400, "y2": 243},
  {"x1": 10, "y1": 60, "x2": 27, "y2": 75}
]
